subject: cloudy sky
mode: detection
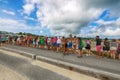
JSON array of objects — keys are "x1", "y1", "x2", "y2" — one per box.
[{"x1": 0, "y1": 0, "x2": 120, "y2": 38}]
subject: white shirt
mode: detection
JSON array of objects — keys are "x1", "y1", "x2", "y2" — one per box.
[
  {"x1": 57, "y1": 38, "x2": 61, "y2": 44},
  {"x1": 47, "y1": 38, "x2": 51, "y2": 43}
]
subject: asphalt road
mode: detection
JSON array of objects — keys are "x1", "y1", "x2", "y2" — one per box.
[
  {"x1": 3, "y1": 45, "x2": 120, "y2": 75},
  {"x1": 0, "y1": 50, "x2": 71, "y2": 80}
]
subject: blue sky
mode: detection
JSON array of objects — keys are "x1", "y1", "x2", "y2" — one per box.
[{"x1": 0, "y1": 0, "x2": 120, "y2": 38}]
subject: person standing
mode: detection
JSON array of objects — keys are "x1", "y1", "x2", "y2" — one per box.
[
  {"x1": 67, "y1": 34, "x2": 73, "y2": 53},
  {"x1": 85, "y1": 38, "x2": 91, "y2": 56},
  {"x1": 73, "y1": 36, "x2": 78, "y2": 54},
  {"x1": 57, "y1": 36, "x2": 61, "y2": 52},
  {"x1": 45, "y1": 36, "x2": 48, "y2": 49},
  {"x1": 47, "y1": 37, "x2": 51, "y2": 50},
  {"x1": 77, "y1": 37, "x2": 84, "y2": 58},
  {"x1": 117, "y1": 39, "x2": 120, "y2": 59},
  {"x1": 103, "y1": 38, "x2": 110, "y2": 58},
  {"x1": 50, "y1": 37, "x2": 54, "y2": 50},
  {"x1": 53, "y1": 36, "x2": 58, "y2": 51},
  {"x1": 96, "y1": 36, "x2": 102, "y2": 58},
  {"x1": 61, "y1": 36, "x2": 67, "y2": 54},
  {"x1": 40, "y1": 36, "x2": 45, "y2": 49},
  {"x1": 110, "y1": 39, "x2": 117, "y2": 59},
  {"x1": 36, "y1": 37, "x2": 40, "y2": 48},
  {"x1": 0, "y1": 34, "x2": 1, "y2": 46}
]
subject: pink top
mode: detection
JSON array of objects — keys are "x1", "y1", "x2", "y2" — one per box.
[{"x1": 53, "y1": 37, "x2": 58, "y2": 42}]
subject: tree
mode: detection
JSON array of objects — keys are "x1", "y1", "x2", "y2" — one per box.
[{"x1": 18, "y1": 32, "x2": 22, "y2": 35}]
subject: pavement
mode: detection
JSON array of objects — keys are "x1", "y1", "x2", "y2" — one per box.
[
  {"x1": 0, "y1": 49, "x2": 71, "y2": 80},
  {"x1": 1, "y1": 45, "x2": 120, "y2": 80},
  {"x1": 0, "y1": 64, "x2": 28, "y2": 80}
]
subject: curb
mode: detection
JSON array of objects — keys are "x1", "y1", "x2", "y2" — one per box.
[
  {"x1": 1, "y1": 47, "x2": 36, "y2": 59},
  {"x1": 1, "y1": 47, "x2": 120, "y2": 80},
  {"x1": 36, "y1": 56, "x2": 120, "y2": 80}
]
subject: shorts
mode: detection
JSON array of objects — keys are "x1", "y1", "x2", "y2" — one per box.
[
  {"x1": 78, "y1": 47, "x2": 83, "y2": 50},
  {"x1": 117, "y1": 49, "x2": 120, "y2": 54},
  {"x1": 30, "y1": 40, "x2": 33, "y2": 44},
  {"x1": 65, "y1": 43, "x2": 68, "y2": 48},
  {"x1": 62, "y1": 42, "x2": 65, "y2": 46},
  {"x1": 78, "y1": 45, "x2": 83, "y2": 50},
  {"x1": 2, "y1": 41, "x2": 6, "y2": 43},
  {"x1": 96, "y1": 45, "x2": 101, "y2": 52},
  {"x1": 68, "y1": 42, "x2": 72, "y2": 48},
  {"x1": 110, "y1": 47, "x2": 117, "y2": 51},
  {"x1": 36, "y1": 42, "x2": 39, "y2": 45},
  {"x1": 53, "y1": 42, "x2": 57, "y2": 47},
  {"x1": 33, "y1": 41, "x2": 36, "y2": 45},
  {"x1": 85, "y1": 44, "x2": 91, "y2": 50},
  {"x1": 103, "y1": 46, "x2": 110, "y2": 51},
  {"x1": 57, "y1": 43, "x2": 61, "y2": 47},
  {"x1": 40, "y1": 42, "x2": 44, "y2": 45}
]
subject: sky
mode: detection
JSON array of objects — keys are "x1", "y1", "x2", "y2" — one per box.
[{"x1": 0, "y1": 0, "x2": 120, "y2": 38}]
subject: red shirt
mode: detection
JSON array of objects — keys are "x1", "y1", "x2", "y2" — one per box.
[{"x1": 53, "y1": 37, "x2": 58, "y2": 42}]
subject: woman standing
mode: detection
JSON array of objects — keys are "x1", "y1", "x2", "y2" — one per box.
[
  {"x1": 77, "y1": 37, "x2": 84, "y2": 58},
  {"x1": 117, "y1": 39, "x2": 120, "y2": 59},
  {"x1": 53, "y1": 36, "x2": 58, "y2": 51},
  {"x1": 95, "y1": 36, "x2": 102, "y2": 58},
  {"x1": 36, "y1": 37, "x2": 40, "y2": 48},
  {"x1": 103, "y1": 38, "x2": 110, "y2": 58},
  {"x1": 61, "y1": 36, "x2": 67, "y2": 54},
  {"x1": 57, "y1": 36, "x2": 61, "y2": 52},
  {"x1": 85, "y1": 38, "x2": 91, "y2": 56},
  {"x1": 40, "y1": 36, "x2": 45, "y2": 49},
  {"x1": 73, "y1": 36, "x2": 78, "y2": 54},
  {"x1": 110, "y1": 39, "x2": 117, "y2": 59}
]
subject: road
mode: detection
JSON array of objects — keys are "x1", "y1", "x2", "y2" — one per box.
[
  {"x1": 3, "y1": 45, "x2": 120, "y2": 74},
  {"x1": 0, "y1": 64, "x2": 28, "y2": 80},
  {"x1": 0, "y1": 49, "x2": 99, "y2": 80}
]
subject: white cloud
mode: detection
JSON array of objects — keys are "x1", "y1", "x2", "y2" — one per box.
[
  {"x1": 116, "y1": 18, "x2": 120, "y2": 26},
  {"x1": 22, "y1": 0, "x2": 120, "y2": 37},
  {"x1": 24, "y1": 16, "x2": 37, "y2": 21},
  {"x1": 88, "y1": 18, "x2": 120, "y2": 37},
  {"x1": 104, "y1": 28, "x2": 120, "y2": 36},
  {"x1": 23, "y1": 3, "x2": 35, "y2": 15},
  {"x1": 23, "y1": 0, "x2": 103, "y2": 36},
  {"x1": 0, "y1": 18, "x2": 41, "y2": 34},
  {"x1": 96, "y1": 19, "x2": 116, "y2": 25},
  {"x1": 2, "y1": 10, "x2": 15, "y2": 15}
]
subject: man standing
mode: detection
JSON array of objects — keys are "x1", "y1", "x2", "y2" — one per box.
[
  {"x1": 68, "y1": 34, "x2": 73, "y2": 53},
  {"x1": 57, "y1": 36, "x2": 61, "y2": 52}
]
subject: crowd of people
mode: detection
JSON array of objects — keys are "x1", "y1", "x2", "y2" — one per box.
[{"x1": 0, "y1": 34, "x2": 120, "y2": 60}]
